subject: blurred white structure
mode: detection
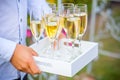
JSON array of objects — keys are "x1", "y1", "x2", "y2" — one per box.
[
  {"x1": 88, "y1": 0, "x2": 120, "y2": 73},
  {"x1": 90, "y1": 0, "x2": 120, "y2": 42}
]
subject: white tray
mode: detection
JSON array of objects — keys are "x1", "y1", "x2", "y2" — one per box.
[{"x1": 30, "y1": 38, "x2": 98, "y2": 77}]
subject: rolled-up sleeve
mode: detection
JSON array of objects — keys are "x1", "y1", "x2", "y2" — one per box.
[{"x1": 0, "y1": 37, "x2": 17, "y2": 61}]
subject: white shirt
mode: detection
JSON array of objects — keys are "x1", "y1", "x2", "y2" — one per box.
[{"x1": 0, "y1": 0, "x2": 51, "y2": 79}]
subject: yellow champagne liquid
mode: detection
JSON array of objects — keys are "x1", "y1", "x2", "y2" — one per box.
[
  {"x1": 59, "y1": 16, "x2": 67, "y2": 29},
  {"x1": 30, "y1": 21, "x2": 41, "y2": 40},
  {"x1": 46, "y1": 22, "x2": 58, "y2": 39},
  {"x1": 75, "y1": 13, "x2": 87, "y2": 36},
  {"x1": 66, "y1": 17, "x2": 80, "y2": 39}
]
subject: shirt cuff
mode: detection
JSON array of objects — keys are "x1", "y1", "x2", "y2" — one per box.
[{"x1": 0, "y1": 38, "x2": 17, "y2": 61}]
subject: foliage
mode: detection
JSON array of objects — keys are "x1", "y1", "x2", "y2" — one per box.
[{"x1": 46, "y1": 0, "x2": 57, "y2": 4}]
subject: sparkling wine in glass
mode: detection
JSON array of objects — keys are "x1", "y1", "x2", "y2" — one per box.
[
  {"x1": 65, "y1": 8, "x2": 80, "y2": 59},
  {"x1": 57, "y1": 3, "x2": 76, "y2": 61},
  {"x1": 30, "y1": 9, "x2": 44, "y2": 44},
  {"x1": 66, "y1": 16, "x2": 80, "y2": 47},
  {"x1": 75, "y1": 4, "x2": 88, "y2": 53},
  {"x1": 44, "y1": 10, "x2": 59, "y2": 57},
  {"x1": 59, "y1": 3, "x2": 74, "y2": 48}
]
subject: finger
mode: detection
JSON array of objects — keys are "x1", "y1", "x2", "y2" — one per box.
[
  {"x1": 26, "y1": 65, "x2": 33, "y2": 74},
  {"x1": 29, "y1": 48, "x2": 38, "y2": 56},
  {"x1": 29, "y1": 58, "x2": 41, "y2": 74},
  {"x1": 27, "y1": 65, "x2": 35, "y2": 75},
  {"x1": 19, "y1": 65, "x2": 32, "y2": 75},
  {"x1": 22, "y1": 64, "x2": 32, "y2": 73},
  {"x1": 22, "y1": 67, "x2": 33, "y2": 74},
  {"x1": 31, "y1": 50, "x2": 38, "y2": 56}
]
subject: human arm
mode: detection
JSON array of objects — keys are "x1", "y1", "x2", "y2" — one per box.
[
  {"x1": 0, "y1": 38, "x2": 17, "y2": 61},
  {"x1": 0, "y1": 37, "x2": 40, "y2": 75},
  {"x1": 9, "y1": 0, "x2": 51, "y2": 74}
]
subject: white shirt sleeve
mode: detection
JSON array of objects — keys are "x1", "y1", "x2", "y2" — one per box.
[
  {"x1": 0, "y1": 38, "x2": 17, "y2": 61},
  {"x1": 28, "y1": 0, "x2": 52, "y2": 15}
]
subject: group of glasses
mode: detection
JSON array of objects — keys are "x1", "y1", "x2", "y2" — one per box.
[{"x1": 30, "y1": 3, "x2": 87, "y2": 61}]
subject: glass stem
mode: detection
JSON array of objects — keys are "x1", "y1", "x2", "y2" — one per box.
[
  {"x1": 36, "y1": 40, "x2": 39, "y2": 44},
  {"x1": 35, "y1": 39, "x2": 39, "y2": 49},
  {"x1": 51, "y1": 39, "x2": 54, "y2": 51},
  {"x1": 72, "y1": 40, "x2": 75, "y2": 49},
  {"x1": 36, "y1": 37, "x2": 40, "y2": 44},
  {"x1": 50, "y1": 39, "x2": 55, "y2": 57},
  {"x1": 79, "y1": 35, "x2": 82, "y2": 52},
  {"x1": 55, "y1": 39, "x2": 59, "y2": 50},
  {"x1": 66, "y1": 40, "x2": 69, "y2": 47}
]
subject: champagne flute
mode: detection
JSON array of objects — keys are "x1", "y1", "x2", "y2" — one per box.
[
  {"x1": 43, "y1": 3, "x2": 56, "y2": 37},
  {"x1": 60, "y1": 3, "x2": 74, "y2": 34},
  {"x1": 48, "y1": 3, "x2": 61, "y2": 50},
  {"x1": 30, "y1": 8, "x2": 44, "y2": 44},
  {"x1": 44, "y1": 10, "x2": 59, "y2": 57},
  {"x1": 66, "y1": 7, "x2": 80, "y2": 59},
  {"x1": 59, "y1": 3, "x2": 74, "y2": 47},
  {"x1": 57, "y1": 3, "x2": 75, "y2": 61},
  {"x1": 75, "y1": 4, "x2": 88, "y2": 53},
  {"x1": 48, "y1": 3, "x2": 60, "y2": 35}
]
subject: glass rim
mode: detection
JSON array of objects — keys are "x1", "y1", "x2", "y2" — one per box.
[
  {"x1": 62, "y1": 3, "x2": 74, "y2": 6},
  {"x1": 75, "y1": 4, "x2": 87, "y2": 7},
  {"x1": 48, "y1": 3, "x2": 56, "y2": 5}
]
